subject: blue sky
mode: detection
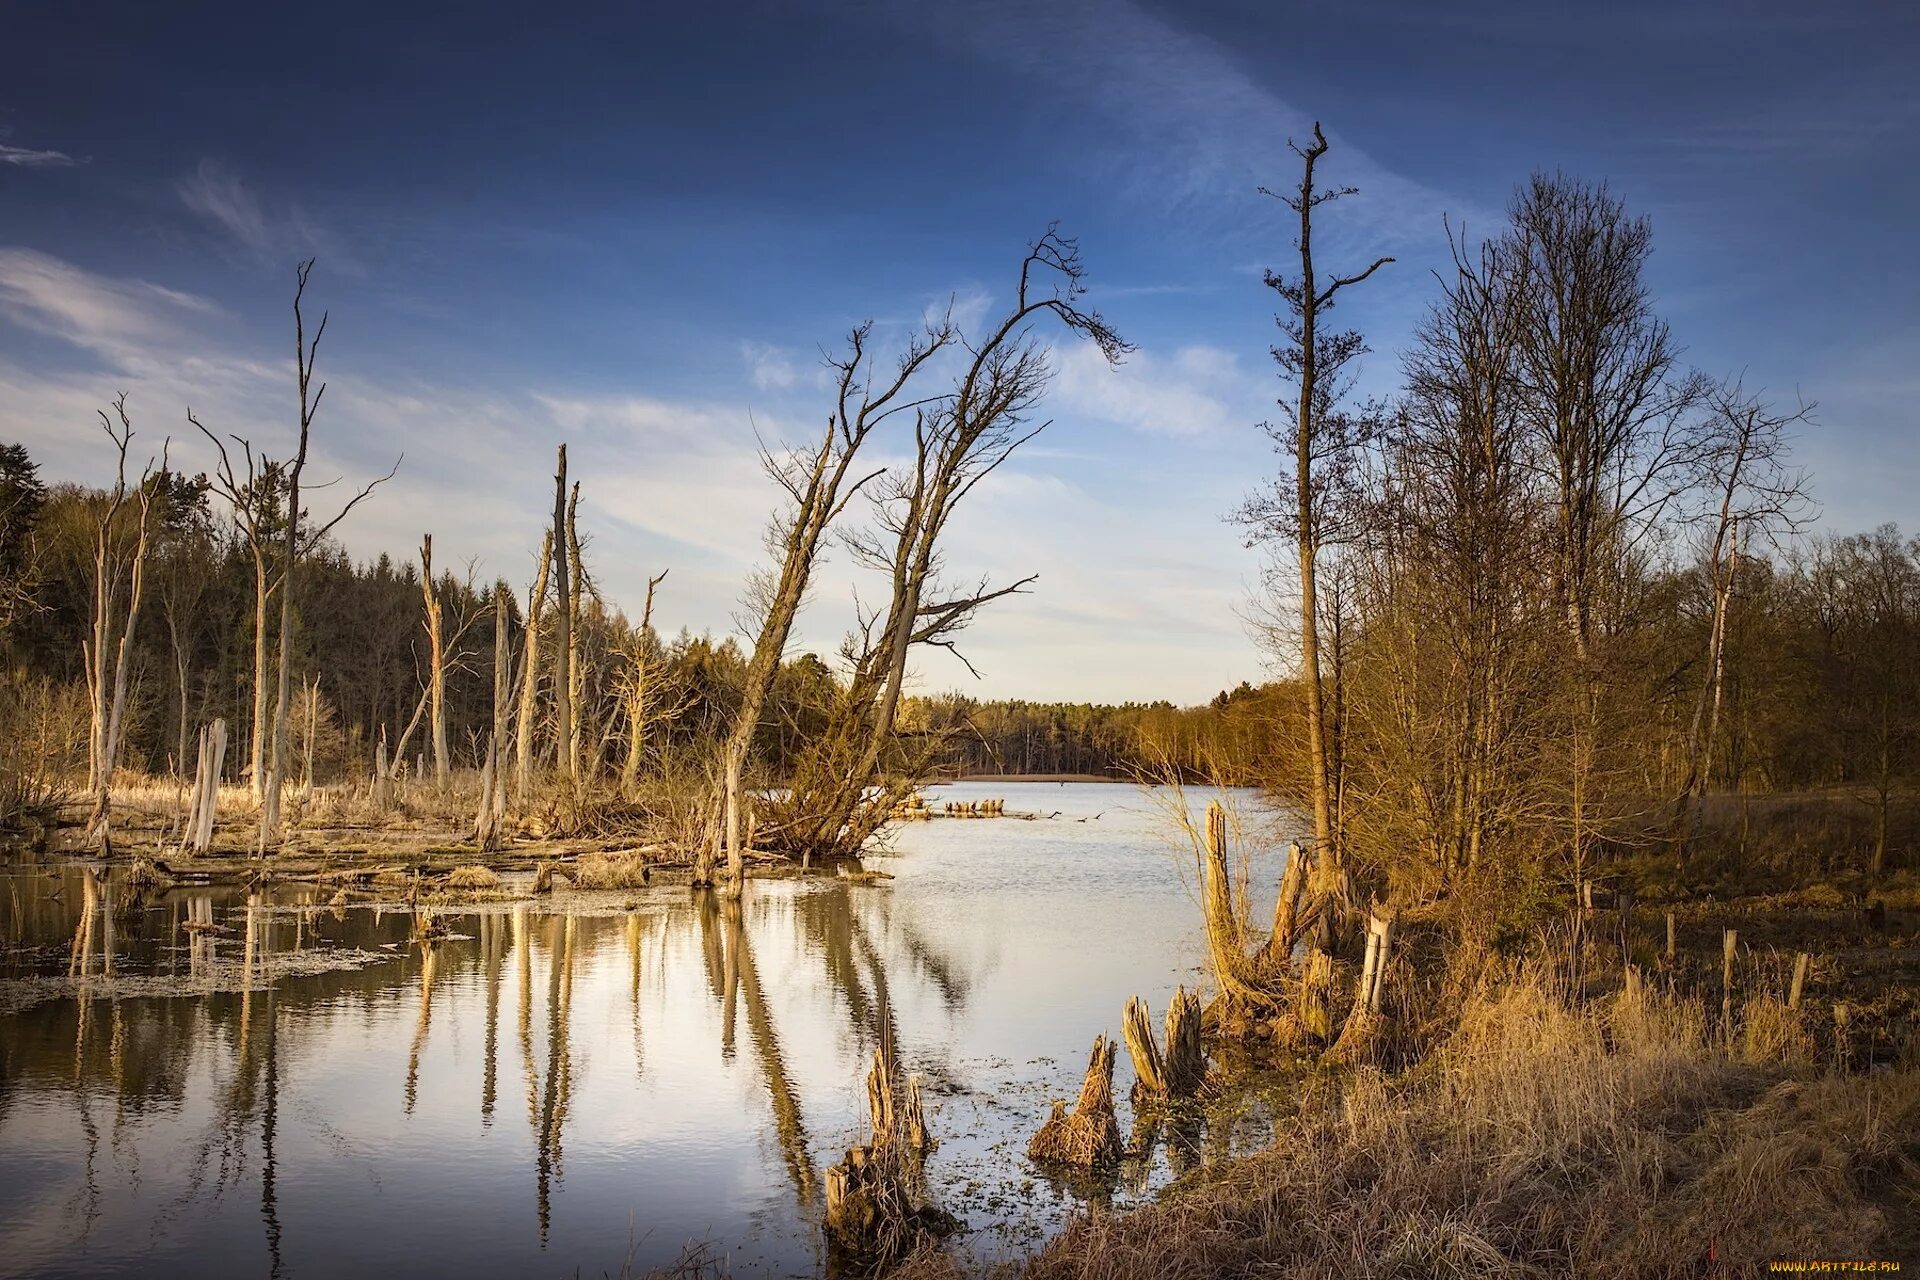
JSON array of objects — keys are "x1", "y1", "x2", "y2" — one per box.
[{"x1": 2, "y1": 0, "x2": 1915, "y2": 702}]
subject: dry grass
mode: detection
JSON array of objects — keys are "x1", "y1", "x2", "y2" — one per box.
[
  {"x1": 571, "y1": 849, "x2": 659, "y2": 889},
  {"x1": 444, "y1": 864, "x2": 500, "y2": 890},
  {"x1": 906, "y1": 974, "x2": 1920, "y2": 1280}
]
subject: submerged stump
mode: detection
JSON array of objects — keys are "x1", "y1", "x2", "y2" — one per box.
[
  {"x1": 1029, "y1": 1033, "x2": 1124, "y2": 1166},
  {"x1": 824, "y1": 1036, "x2": 952, "y2": 1264}
]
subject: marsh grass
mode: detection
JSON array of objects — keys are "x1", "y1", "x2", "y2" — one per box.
[{"x1": 905, "y1": 971, "x2": 1920, "y2": 1280}]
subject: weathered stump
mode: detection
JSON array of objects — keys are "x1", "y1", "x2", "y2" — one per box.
[{"x1": 1029, "y1": 1034, "x2": 1123, "y2": 1166}]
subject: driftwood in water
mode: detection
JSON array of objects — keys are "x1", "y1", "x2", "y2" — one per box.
[
  {"x1": 1029, "y1": 1033, "x2": 1123, "y2": 1166},
  {"x1": 1122, "y1": 987, "x2": 1206, "y2": 1107}
]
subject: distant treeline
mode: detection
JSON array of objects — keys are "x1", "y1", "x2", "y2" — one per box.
[
  {"x1": 0, "y1": 442, "x2": 1283, "y2": 792},
  {"x1": 904, "y1": 683, "x2": 1288, "y2": 782}
]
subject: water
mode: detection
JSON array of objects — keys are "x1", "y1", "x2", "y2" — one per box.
[{"x1": 0, "y1": 782, "x2": 1292, "y2": 1278}]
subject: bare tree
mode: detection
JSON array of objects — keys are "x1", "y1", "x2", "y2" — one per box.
[
  {"x1": 85, "y1": 396, "x2": 166, "y2": 840},
  {"x1": 421, "y1": 534, "x2": 449, "y2": 788},
  {"x1": 259, "y1": 260, "x2": 399, "y2": 846},
  {"x1": 619, "y1": 569, "x2": 669, "y2": 795},
  {"x1": 1504, "y1": 174, "x2": 1707, "y2": 880},
  {"x1": 515, "y1": 530, "x2": 553, "y2": 807},
  {"x1": 1671, "y1": 383, "x2": 1814, "y2": 858},
  {"x1": 1247, "y1": 122, "x2": 1392, "y2": 872},
  {"x1": 190, "y1": 418, "x2": 284, "y2": 800},
  {"x1": 700, "y1": 310, "x2": 959, "y2": 891},
  {"x1": 769, "y1": 228, "x2": 1129, "y2": 859},
  {"x1": 550, "y1": 446, "x2": 574, "y2": 791}
]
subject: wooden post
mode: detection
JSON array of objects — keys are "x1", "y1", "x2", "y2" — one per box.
[
  {"x1": 1788, "y1": 951, "x2": 1810, "y2": 1011},
  {"x1": 1665, "y1": 911, "x2": 1676, "y2": 963}
]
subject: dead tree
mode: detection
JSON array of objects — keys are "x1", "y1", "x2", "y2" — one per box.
[
  {"x1": 256, "y1": 261, "x2": 398, "y2": 846},
  {"x1": 701, "y1": 313, "x2": 957, "y2": 891},
  {"x1": 550, "y1": 446, "x2": 575, "y2": 791},
  {"x1": 420, "y1": 535, "x2": 449, "y2": 788},
  {"x1": 190, "y1": 415, "x2": 284, "y2": 801},
  {"x1": 1671, "y1": 382, "x2": 1813, "y2": 860},
  {"x1": 619, "y1": 569, "x2": 669, "y2": 795},
  {"x1": 767, "y1": 229, "x2": 1129, "y2": 860},
  {"x1": 564, "y1": 480, "x2": 588, "y2": 784},
  {"x1": 1249, "y1": 122, "x2": 1392, "y2": 877},
  {"x1": 85, "y1": 396, "x2": 165, "y2": 840},
  {"x1": 514, "y1": 531, "x2": 553, "y2": 808}
]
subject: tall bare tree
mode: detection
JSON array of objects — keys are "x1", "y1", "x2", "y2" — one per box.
[
  {"x1": 550, "y1": 446, "x2": 575, "y2": 791},
  {"x1": 515, "y1": 530, "x2": 553, "y2": 807},
  {"x1": 259, "y1": 261, "x2": 398, "y2": 845},
  {"x1": 85, "y1": 396, "x2": 166, "y2": 839},
  {"x1": 421, "y1": 534, "x2": 449, "y2": 788},
  {"x1": 190, "y1": 419, "x2": 284, "y2": 800},
  {"x1": 1248, "y1": 122, "x2": 1391, "y2": 870},
  {"x1": 1672, "y1": 383, "x2": 1813, "y2": 857}
]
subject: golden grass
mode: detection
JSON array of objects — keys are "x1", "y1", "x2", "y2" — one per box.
[
  {"x1": 570, "y1": 850, "x2": 658, "y2": 889},
  {"x1": 905, "y1": 973, "x2": 1920, "y2": 1280}
]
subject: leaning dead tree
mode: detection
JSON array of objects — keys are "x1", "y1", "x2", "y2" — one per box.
[
  {"x1": 698, "y1": 309, "x2": 959, "y2": 892},
  {"x1": 764, "y1": 228, "x2": 1130, "y2": 861},
  {"x1": 85, "y1": 396, "x2": 165, "y2": 841}
]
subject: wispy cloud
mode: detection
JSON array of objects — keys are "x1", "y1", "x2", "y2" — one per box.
[
  {"x1": 176, "y1": 159, "x2": 345, "y2": 267},
  {"x1": 887, "y1": 0, "x2": 1478, "y2": 252},
  {"x1": 0, "y1": 247, "x2": 221, "y2": 361},
  {"x1": 0, "y1": 143, "x2": 79, "y2": 168},
  {"x1": 740, "y1": 340, "x2": 798, "y2": 391},
  {"x1": 1052, "y1": 341, "x2": 1265, "y2": 437}
]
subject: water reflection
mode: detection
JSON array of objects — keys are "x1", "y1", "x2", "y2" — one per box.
[{"x1": 0, "y1": 783, "x2": 1278, "y2": 1278}]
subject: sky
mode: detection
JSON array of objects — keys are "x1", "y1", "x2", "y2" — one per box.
[{"x1": 1, "y1": 0, "x2": 1915, "y2": 704}]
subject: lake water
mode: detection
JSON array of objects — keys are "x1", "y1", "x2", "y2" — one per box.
[{"x1": 0, "y1": 782, "x2": 1292, "y2": 1278}]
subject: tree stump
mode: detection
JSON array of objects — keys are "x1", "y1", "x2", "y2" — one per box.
[{"x1": 1028, "y1": 1034, "x2": 1123, "y2": 1166}]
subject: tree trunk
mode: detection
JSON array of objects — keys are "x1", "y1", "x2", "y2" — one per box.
[
  {"x1": 420, "y1": 534, "x2": 448, "y2": 789},
  {"x1": 515, "y1": 531, "x2": 552, "y2": 809},
  {"x1": 550, "y1": 446, "x2": 574, "y2": 791}
]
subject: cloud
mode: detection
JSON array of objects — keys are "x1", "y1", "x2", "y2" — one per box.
[
  {"x1": 0, "y1": 247, "x2": 221, "y2": 361},
  {"x1": 0, "y1": 248, "x2": 1264, "y2": 702},
  {"x1": 887, "y1": 0, "x2": 1478, "y2": 252},
  {"x1": 0, "y1": 144, "x2": 79, "y2": 168},
  {"x1": 176, "y1": 159, "x2": 343, "y2": 267},
  {"x1": 1051, "y1": 341, "x2": 1265, "y2": 437},
  {"x1": 740, "y1": 340, "x2": 798, "y2": 391}
]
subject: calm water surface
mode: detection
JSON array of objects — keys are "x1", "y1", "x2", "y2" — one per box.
[{"x1": 0, "y1": 782, "x2": 1291, "y2": 1278}]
